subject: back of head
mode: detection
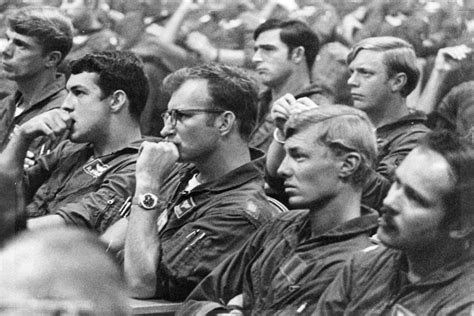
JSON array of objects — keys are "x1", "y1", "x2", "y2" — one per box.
[
  {"x1": 0, "y1": 227, "x2": 129, "y2": 315},
  {"x1": 254, "y1": 19, "x2": 320, "y2": 71},
  {"x1": 347, "y1": 36, "x2": 419, "y2": 97},
  {"x1": 7, "y1": 6, "x2": 73, "y2": 65},
  {"x1": 285, "y1": 105, "x2": 377, "y2": 187},
  {"x1": 417, "y1": 130, "x2": 474, "y2": 242},
  {"x1": 163, "y1": 63, "x2": 259, "y2": 142},
  {"x1": 70, "y1": 50, "x2": 149, "y2": 122}
]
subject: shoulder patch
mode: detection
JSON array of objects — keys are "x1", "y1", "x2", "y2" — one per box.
[
  {"x1": 174, "y1": 197, "x2": 196, "y2": 219},
  {"x1": 243, "y1": 200, "x2": 259, "y2": 220}
]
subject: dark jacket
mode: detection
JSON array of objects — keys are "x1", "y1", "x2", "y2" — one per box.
[
  {"x1": 361, "y1": 110, "x2": 430, "y2": 210},
  {"x1": 314, "y1": 246, "x2": 474, "y2": 315},
  {"x1": 0, "y1": 74, "x2": 68, "y2": 156},
  {"x1": 149, "y1": 151, "x2": 278, "y2": 301},
  {"x1": 179, "y1": 208, "x2": 378, "y2": 315},
  {"x1": 25, "y1": 138, "x2": 144, "y2": 233}
]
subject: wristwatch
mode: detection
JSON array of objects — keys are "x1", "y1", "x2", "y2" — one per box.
[{"x1": 133, "y1": 193, "x2": 162, "y2": 210}]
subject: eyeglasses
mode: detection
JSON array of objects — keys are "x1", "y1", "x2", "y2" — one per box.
[{"x1": 161, "y1": 108, "x2": 225, "y2": 127}]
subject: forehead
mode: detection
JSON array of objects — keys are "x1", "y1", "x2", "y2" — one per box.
[
  {"x1": 349, "y1": 49, "x2": 385, "y2": 69},
  {"x1": 397, "y1": 147, "x2": 454, "y2": 202},
  {"x1": 168, "y1": 79, "x2": 212, "y2": 109},
  {"x1": 66, "y1": 72, "x2": 100, "y2": 91},
  {"x1": 255, "y1": 29, "x2": 285, "y2": 46},
  {"x1": 285, "y1": 125, "x2": 329, "y2": 153}
]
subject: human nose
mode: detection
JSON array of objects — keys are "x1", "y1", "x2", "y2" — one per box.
[
  {"x1": 160, "y1": 115, "x2": 176, "y2": 138},
  {"x1": 347, "y1": 71, "x2": 358, "y2": 87},
  {"x1": 381, "y1": 181, "x2": 402, "y2": 214},
  {"x1": 60, "y1": 94, "x2": 74, "y2": 112},
  {"x1": 2, "y1": 40, "x2": 13, "y2": 58},
  {"x1": 252, "y1": 49, "x2": 262, "y2": 64},
  {"x1": 277, "y1": 155, "x2": 292, "y2": 178}
]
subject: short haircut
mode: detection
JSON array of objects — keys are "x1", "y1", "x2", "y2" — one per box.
[
  {"x1": 347, "y1": 36, "x2": 419, "y2": 97},
  {"x1": 254, "y1": 19, "x2": 320, "y2": 71},
  {"x1": 7, "y1": 6, "x2": 73, "y2": 64},
  {"x1": 70, "y1": 51, "x2": 149, "y2": 121},
  {"x1": 0, "y1": 228, "x2": 129, "y2": 315},
  {"x1": 163, "y1": 63, "x2": 259, "y2": 141},
  {"x1": 417, "y1": 130, "x2": 474, "y2": 237},
  {"x1": 285, "y1": 104, "x2": 377, "y2": 188}
]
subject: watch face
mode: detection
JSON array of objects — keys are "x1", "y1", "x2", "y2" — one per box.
[{"x1": 141, "y1": 193, "x2": 158, "y2": 209}]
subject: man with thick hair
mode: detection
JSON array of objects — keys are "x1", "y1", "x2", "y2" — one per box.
[
  {"x1": 315, "y1": 130, "x2": 474, "y2": 315},
  {"x1": 0, "y1": 50, "x2": 148, "y2": 233},
  {"x1": 347, "y1": 36, "x2": 430, "y2": 208},
  {"x1": 124, "y1": 63, "x2": 277, "y2": 300},
  {"x1": 0, "y1": 5, "x2": 73, "y2": 160},
  {"x1": 179, "y1": 104, "x2": 379, "y2": 315},
  {"x1": 248, "y1": 19, "x2": 333, "y2": 152}
]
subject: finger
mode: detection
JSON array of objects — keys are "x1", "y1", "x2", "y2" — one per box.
[{"x1": 296, "y1": 97, "x2": 319, "y2": 109}]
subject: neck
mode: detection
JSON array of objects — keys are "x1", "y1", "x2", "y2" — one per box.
[
  {"x1": 271, "y1": 67, "x2": 311, "y2": 101},
  {"x1": 16, "y1": 70, "x2": 57, "y2": 105},
  {"x1": 92, "y1": 119, "x2": 142, "y2": 157},
  {"x1": 368, "y1": 96, "x2": 409, "y2": 128},
  {"x1": 307, "y1": 187, "x2": 362, "y2": 238},
  {"x1": 194, "y1": 138, "x2": 251, "y2": 184},
  {"x1": 405, "y1": 240, "x2": 468, "y2": 282}
]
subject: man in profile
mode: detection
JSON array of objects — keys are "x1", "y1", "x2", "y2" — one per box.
[
  {"x1": 249, "y1": 19, "x2": 332, "y2": 152},
  {"x1": 315, "y1": 130, "x2": 474, "y2": 315},
  {"x1": 0, "y1": 51, "x2": 149, "y2": 233},
  {"x1": 179, "y1": 104, "x2": 380, "y2": 314},
  {"x1": 0, "y1": 6, "x2": 73, "y2": 160}
]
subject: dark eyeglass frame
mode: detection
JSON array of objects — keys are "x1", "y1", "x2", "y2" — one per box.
[{"x1": 161, "y1": 108, "x2": 225, "y2": 127}]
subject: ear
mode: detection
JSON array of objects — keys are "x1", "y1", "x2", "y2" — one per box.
[
  {"x1": 215, "y1": 111, "x2": 236, "y2": 137},
  {"x1": 389, "y1": 72, "x2": 408, "y2": 94},
  {"x1": 338, "y1": 152, "x2": 362, "y2": 180},
  {"x1": 109, "y1": 90, "x2": 127, "y2": 113},
  {"x1": 448, "y1": 220, "x2": 474, "y2": 241},
  {"x1": 290, "y1": 46, "x2": 305, "y2": 64},
  {"x1": 44, "y1": 51, "x2": 62, "y2": 68}
]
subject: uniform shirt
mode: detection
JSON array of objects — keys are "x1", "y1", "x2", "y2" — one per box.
[
  {"x1": 314, "y1": 246, "x2": 474, "y2": 315},
  {"x1": 376, "y1": 109, "x2": 430, "y2": 179},
  {"x1": 149, "y1": 151, "x2": 278, "y2": 301},
  {"x1": 179, "y1": 208, "x2": 379, "y2": 315},
  {"x1": 0, "y1": 74, "x2": 68, "y2": 156},
  {"x1": 361, "y1": 109, "x2": 430, "y2": 210},
  {"x1": 25, "y1": 138, "x2": 143, "y2": 233}
]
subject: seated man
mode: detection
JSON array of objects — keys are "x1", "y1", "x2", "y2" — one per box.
[
  {"x1": 124, "y1": 63, "x2": 278, "y2": 300},
  {"x1": 0, "y1": 6, "x2": 73, "y2": 159},
  {"x1": 315, "y1": 130, "x2": 474, "y2": 315},
  {"x1": 178, "y1": 104, "x2": 380, "y2": 315},
  {"x1": 0, "y1": 50, "x2": 149, "y2": 233}
]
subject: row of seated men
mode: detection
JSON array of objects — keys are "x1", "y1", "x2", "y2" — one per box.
[{"x1": 0, "y1": 5, "x2": 472, "y2": 315}]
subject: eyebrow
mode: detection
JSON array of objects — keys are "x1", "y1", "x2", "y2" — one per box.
[{"x1": 254, "y1": 44, "x2": 277, "y2": 50}]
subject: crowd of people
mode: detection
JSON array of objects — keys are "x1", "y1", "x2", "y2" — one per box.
[{"x1": 0, "y1": 0, "x2": 472, "y2": 315}]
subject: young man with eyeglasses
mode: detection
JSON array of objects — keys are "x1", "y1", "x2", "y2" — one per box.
[{"x1": 123, "y1": 63, "x2": 278, "y2": 300}]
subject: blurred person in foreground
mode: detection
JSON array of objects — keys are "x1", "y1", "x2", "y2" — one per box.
[{"x1": 0, "y1": 227, "x2": 129, "y2": 315}]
